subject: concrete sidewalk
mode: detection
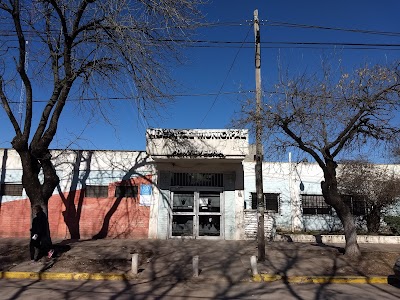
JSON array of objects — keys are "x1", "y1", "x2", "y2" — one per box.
[{"x1": 1, "y1": 238, "x2": 399, "y2": 284}]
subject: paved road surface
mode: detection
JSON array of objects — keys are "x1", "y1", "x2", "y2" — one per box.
[{"x1": 0, "y1": 278, "x2": 399, "y2": 299}]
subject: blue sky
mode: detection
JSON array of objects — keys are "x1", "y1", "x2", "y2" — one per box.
[{"x1": 1, "y1": 0, "x2": 399, "y2": 156}]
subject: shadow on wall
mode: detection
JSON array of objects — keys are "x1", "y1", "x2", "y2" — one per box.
[
  {"x1": 302, "y1": 213, "x2": 343, "y2": 233},
  {"x1": 56, "y1": 151, "x2": 93, "y2": 240},
  {"x1": 54, "y1": 151, "x2": 155, "y2": 240},
  {"x1": 0, "y1": 149, "x2": 8, "y2": 209}
]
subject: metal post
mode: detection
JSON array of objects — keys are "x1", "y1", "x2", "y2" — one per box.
[
  {"x1": 250, "y1": 255, "x2": 259, "y2": 275},
  {"x1": 193, "y1": 255, "x2": 199, "y2": 277},
  {"x1": 131, "y1": 253, "x2": 139, "y2": 275}
]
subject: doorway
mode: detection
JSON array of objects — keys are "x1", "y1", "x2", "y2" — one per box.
[{"x1": 170, "y1": 190, "x2": 223, "y2": 238}]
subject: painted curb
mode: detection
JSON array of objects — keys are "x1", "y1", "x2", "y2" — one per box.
[
  {"x1": 253, "y1": 274, "x2": 399, "y2": 284},
  {"x1": 0, "y1": 271, "x2": 131, "y2": 281},
  {"x1": 1, "y1": 271, "x2": 398, "y2": 284}
]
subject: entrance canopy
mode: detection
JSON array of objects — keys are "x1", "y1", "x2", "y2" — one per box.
[{"x1": 146, "y1": 129, "x2": 248, "y2": 161}]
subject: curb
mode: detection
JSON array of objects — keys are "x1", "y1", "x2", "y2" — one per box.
[
  {"x1": 0, "y1": 271, "x2": 131, "y2": 281},
  {"x1": 2, "y1": 271, "x2": 399, "y2": 284},
  {"x1": 253, "y1": 274, "x2": 400, "y2": 284},
  {"x1": 273, "y1": 234, "x2": 400, "y2": 244}
]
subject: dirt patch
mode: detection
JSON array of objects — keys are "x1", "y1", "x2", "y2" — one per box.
[
  {"x1": 47, "y1": 255, "x2": 132, "y2": 273},
  {"x1": 0, "y1": 239, "x2": 30, "y2": 271},
  {"x1": 1, "y1": 239, "x2": 399, "y2": 277},
  {"x1": 335, "y1": 251, "x2": 398, "y2": 276},
  {"x1": 259, "y1": 247, "x2": 399, "y2": 276}
]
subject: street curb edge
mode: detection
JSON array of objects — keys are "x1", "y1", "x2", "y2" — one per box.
[
  {"x1": 1, "y1": 271, "x2": 398, "y2": 284},
  {"x1": 253, "y1": 274, "x2": 399, "y2": 284},
  {"x1": 0, "y1": 271, "x2": 130, "y2": 281}
]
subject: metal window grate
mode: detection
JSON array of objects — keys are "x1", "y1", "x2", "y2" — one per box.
[
  {"x1": 171, "y1": 173, "x2": 223, "y2": 187},
  {"x1": 251, "y1": 193, "x2": 279, "y2": 212},
  {"x1": 85, "y1": 185, "x2": 109, "y2": 198},
  {"x1": 342, "y1": 195, "x2": 367, "y2": 216},
  {"x1": 301, "y1": 194, "x2": 331, "y2": 215},
  {"x1": 0, "y1": 183, "x2": 23, "y2": 196},
  {"x1": 115, "y1": 185, "x2": 138, "y2": 198}
]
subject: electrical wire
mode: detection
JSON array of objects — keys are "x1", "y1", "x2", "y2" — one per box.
[
  {"x1": 266, "y1": 20, "x2": 400, "y2": 37},
  {"x1": 0, "y1": 28, "x2": 398, "y2": 48},
  {"x1": 5, "y1": 90, "x2": 256, "y2": 104},
  {"x1": 198, "y1": 25, "x2": 253, "y2": 126},
  {"x1": 1, "y1": 18, "x2": 400, "y2": 36}
]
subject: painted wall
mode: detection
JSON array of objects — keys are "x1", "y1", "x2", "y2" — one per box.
[
  {"x1": 243, "y1": 160, "x2": 400, "y2": 233},
  {"x1": 0, "y1": 149, "x2": 156, "y2": 239},
  {"x1": 2, "y1": 147, "x2": 399, "y2": 239},
  {"x1": 243, "y1": 162, "x2": 294, "y2": 232}
]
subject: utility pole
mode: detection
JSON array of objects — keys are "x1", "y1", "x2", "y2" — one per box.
[{"x1": 254, "y1": 9, "x2": 265, "y2": 261}]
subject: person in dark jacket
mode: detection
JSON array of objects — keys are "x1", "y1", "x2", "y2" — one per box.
[{"x1": 30, "y1": 205, "x2": 54, "y2": 261}]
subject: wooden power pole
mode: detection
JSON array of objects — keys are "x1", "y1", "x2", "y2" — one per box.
[{"x1": 254, "y1": 9, "x2": 265, "y2": 261}]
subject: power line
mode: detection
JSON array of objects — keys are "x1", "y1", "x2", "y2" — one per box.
[
  {"x1": 156, "y1": 38, "x2": 400, "y2": 48},
  {"x1": 2, "y1": 33, "x2": 400, "y2": 49},
  {"x1": 2, "y1": 18, "x2": 400, "y2": 36},
  {"x1": 266, "y1": 20, "x2": 400, "y2": 37},
  {"x1": 6, "y1": 90, "x2": 255, "y2": 104},
  {"x1": 208, "y1": 19, "x2": 400, "y2": 38},
  {"x1": 199, "y1": 25, "x2": 253, "y2": 126}
]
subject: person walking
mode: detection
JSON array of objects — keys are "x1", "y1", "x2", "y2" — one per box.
[{"x1": 30, "y1": 205, "x2": 54, "y2": 261}]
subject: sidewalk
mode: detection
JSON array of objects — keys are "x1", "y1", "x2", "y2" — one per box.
[{"x1": 0, "y1": 238, "x2": 399, "y2": 284}]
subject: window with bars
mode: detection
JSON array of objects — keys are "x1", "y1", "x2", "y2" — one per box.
[
  {"x1": 171, "y1": 173, "x2": 223, "y2": 187},
  {"x1": 342, "y1": 195, "x2": 368, "y2": 216},
  {"x1": 301, "y1": 194, "x2": 331, "y2": 215},
  {"x1": 251, "y1": 193, "x2": 279, "y2": 212},
  {"x1": 0, "y1": 183, "x2": 23, "y2": 196},
  {"x1": 85, "y1": 185, "x2": 109, "y2": 198},
  {"x1": 115, "y1": 185, "x2": 138, "y2": 198}
]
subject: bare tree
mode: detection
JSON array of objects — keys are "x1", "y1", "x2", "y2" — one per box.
[
  {"x1": 240, "y1": 61, "x2": 400, "y2": 257},
  {"x1": 0, "y1": 0, "x2": 204, "y2": 223},
  {"x1": 338, "y1": 159, "x2": 400, "y2": 233},
  {"x1": 392, "y1": 144, "x2": 400, "y2": 163}
]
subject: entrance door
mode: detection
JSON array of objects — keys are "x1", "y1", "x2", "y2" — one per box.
[{"x1": 171, "y1": 190, "x2": 223, "y2": 238}]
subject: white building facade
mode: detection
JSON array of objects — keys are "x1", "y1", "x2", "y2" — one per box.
[{"x1": 1, "y1": 128, "x2": 399, "y2": 240}]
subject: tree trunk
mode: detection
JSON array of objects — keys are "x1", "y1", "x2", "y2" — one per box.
[
  {"x1": 15, "y1": 146, "x2": 59, "y2": 224},
  {"x1": 18, "y1": 150, "x2": 46, "y2": 216},
  {"x1": 339, "y1": 207, "x2": 360, "y2": 257},
  {"x1": 321, "y1": 160, "x2": 361, "y2": 258},
  {"x1": 366, "y1": 206, "x2": 381, "y2": 233}
]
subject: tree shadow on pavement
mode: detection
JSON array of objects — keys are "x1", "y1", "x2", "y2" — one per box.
[
  {"x1": 2, "y1": 239, "x2": 400, "y2": 299},
  {"x1": 87, "y1": 240, "x2": 400, "y2": 300},
  {"x1": 260, "y1": 241, "x2": 400, "y2": 299}
]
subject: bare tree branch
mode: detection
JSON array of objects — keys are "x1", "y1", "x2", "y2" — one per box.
[
  {"x1": 0, "y1": 0, "x2": 205, "y2": 233},
  {"x1": 0, "y1": 76, "x2": 21, "y2": 136},
  {"x1": 237, "y1": 59, "x2": 400, "y2": 257}
]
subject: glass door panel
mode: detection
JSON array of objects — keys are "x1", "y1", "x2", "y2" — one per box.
[
  {"x1": 198, "y1": 191, "x2": 221, "y2": 237},
  {"x1": 172, "y1": 215, "x2": 193, "y2": 236},
  {"x1": 199, "y1": 215, "x2": 221, "y2": 236},
  {"x1": 173, "y1": 192, "x2": 194, "y2": 212},
  {"x1": 171, "y1": 190, "x2": 222, "y2": 238},
  {"x1": 199, "y1": 191, "x2": 220, "y2": 212}
]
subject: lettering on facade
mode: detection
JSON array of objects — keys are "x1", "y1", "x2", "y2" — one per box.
[
  {"x1": 147, "y1": 129, "x2": 247, "y2": 140},
  {"x1": 168, "y1": 150, "x2": 225, "y2": 158}
]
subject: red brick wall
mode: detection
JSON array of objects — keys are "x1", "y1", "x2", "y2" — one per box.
[
  {"x1": 0, "y1": 198, "x2": 31, "y2": 238},
  {"x1": 0, "y1": 176, "x2": 151, "y2": 240}
]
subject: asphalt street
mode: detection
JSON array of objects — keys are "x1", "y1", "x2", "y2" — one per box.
[
  {"x1": 1, "y1": 278, "x2": 399, "y2": 299},
  {"x1": 1, "y1": 238, "x2": 399, "y2": 299}
]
